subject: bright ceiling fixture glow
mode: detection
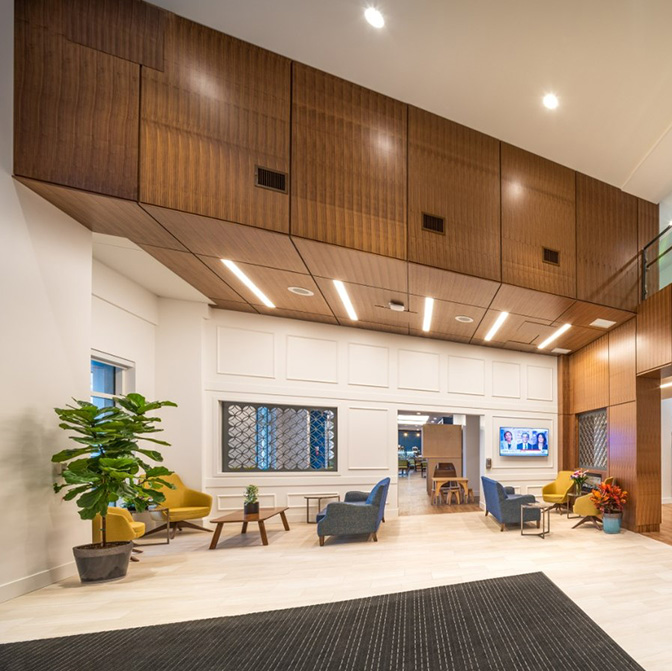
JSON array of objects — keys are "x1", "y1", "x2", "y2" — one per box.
[
  {"x1": 397, "y1": 415, "x2": 429, "y2": 425},
  {"x1": 422, "y1": 297, "x2": 434, "y2": 332},
  {"x1": 484, "y1": 311, "x2": 509, "y2": 342},
  {"x1": 538, "y1": 323, "x2": 572, "y2": 350},
  {"x1": 660, "y1": 382, "x2": 672, "y2": 389},
  {"x1": 543, "y1": 93, "x2": 559, "y2": 110},
  {"x1": 364, "y1": 6, "x2": 385, "y2": 28},
  {"x1": 220, "y1": 259, "x2": 275, "y2": 308},
  {"x1": 333, "y1": 280, "x2": 358, "y2": 321}
]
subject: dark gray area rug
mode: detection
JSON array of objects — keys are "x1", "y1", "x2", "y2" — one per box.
[{"x1": 0, "y1": 572, "x2": 642, "y2": 671}]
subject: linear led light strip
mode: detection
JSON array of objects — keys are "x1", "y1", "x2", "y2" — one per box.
[
  {"x1": 484, "y1": 312, "x2": 509, "y2": 341},
  {"x1": 422, "y1": 297, "x2": 434, "y2": 332},
  {"x1": 333, "y1": 280, "x2": 358, "y2": 321},
  {"x1": 538, "y1": 323, "x2": 572, "y2": 350},
  {"x1": 220, "y1": 259, "x2": 275, "y2": 309},
  {"x1": 661, "y1": 382, "x2": 672, "y2": 389}
]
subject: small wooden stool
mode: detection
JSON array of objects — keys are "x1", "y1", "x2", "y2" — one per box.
[
  {"x1": 443, "y1": 488, "x2": 461, "y2": 505},
  {"x1": 466, "y1": 488, "x2": 474, "y2": 503}
]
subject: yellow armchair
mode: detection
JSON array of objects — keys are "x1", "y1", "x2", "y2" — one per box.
[
  {"x1": 92, "y1": 507, "x2": 145, "y2": 561},
  {"x1": 145, "y1": 473, "x2": 213, "y2": 538},
  {"x1": 572, "y1": 477, "x2": 614, "y2": 529},
  {"x1": 542, "y1": 471, "x2": 575, "y2": 512}
]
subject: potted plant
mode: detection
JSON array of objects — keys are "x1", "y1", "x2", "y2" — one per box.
[
  {"x1": 590, "y1": 481, "x2": 628, "y2": 534},
  {"x1": 52, "y1": 393, "x2": 177, "y2": 582},
  {"x1": 570, "y1": 468, "x2": 589, "y2": 495},
  {"x1": 243, "y1": 484, "x2": 259, "y2": 514}
]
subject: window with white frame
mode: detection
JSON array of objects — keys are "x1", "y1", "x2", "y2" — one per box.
[{"x1": 90, "y1": 352, "x2": 134, "y2": 407}]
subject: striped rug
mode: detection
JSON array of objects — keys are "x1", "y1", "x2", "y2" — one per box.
[{"x1": 0, "y1": 573, "x2": 642, "y2": 670}]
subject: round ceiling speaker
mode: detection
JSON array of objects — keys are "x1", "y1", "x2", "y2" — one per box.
[
  {"x1": 288, "y1": 286, "x2": 314, "y2": 297},
  {"x1": 455, "y1": 315, "x2": 474, "y2": 323}
]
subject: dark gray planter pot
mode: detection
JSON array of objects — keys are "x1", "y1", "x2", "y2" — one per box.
[
  {"x1": 73, "y1": 541, "x2": 133, "y2": 583},
  {"x1": 243, "y1": 502, "x2": 259, "y2": 515}
]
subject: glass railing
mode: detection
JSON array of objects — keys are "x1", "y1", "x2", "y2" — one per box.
[{"x1": 642, "y1": 224, "x2": 672, "y2": 300}]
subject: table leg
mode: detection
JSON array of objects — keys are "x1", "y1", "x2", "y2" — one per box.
[
  {"x1": 209, "y1": 523, "x2": 223, "y2": 550},
  {"x1": 165, "y1": 510, "x2": 170, "y2": 545},
  {"x1": 280, "y1": 511, "x2": 290, "y2": 531},
  {"x1": 258, "y1": 520, "x2": 269, "y2": 545},
  {"x1": 306, "y1": 498, "x2": 310, "y2": 524},
  {"x1": 241, "y1": 522, "x2": 248, "y2": 534}
]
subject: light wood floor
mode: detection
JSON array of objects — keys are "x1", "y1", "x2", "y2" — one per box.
[
  {"x1": 397, "y1": 470, "x2": 480, "y2": 516},
  {"x1": 642, "y1": 504, "x2": 672, "y2": 547},
  {"x1": 3, "y1": 510, "x2": 672, "y2": 669}
]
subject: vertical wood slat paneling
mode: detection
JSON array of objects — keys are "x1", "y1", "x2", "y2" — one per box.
[
  {"x1": 65, "y1": 0, "x2": 166, "y2": 70},
  {"x1": 636, "y1": 285, "x2": 672, "y2": 374},
  {"x1": 570, "y1": 335, "x2": 609, "y2": 415},
  {"x1": 141, "y1": 14, "x2": 291, "y2": 232},
  {"x1": 576, "y1": 174, "x2": 638, "y2": 311},
  {"x1": 608, "y1": 319, "x2": 637, "y2": 406},
  {"x1": 638, "y1": 198, "x2": 660, "y2": 300},
  {"x1": 408, "y1": 107, "x2": 500, "y2": 279},
  {"x1": 14, "y1": 0, "x2": 140, "y2": 200},
  {"x1": 291, "y1": 64, "x2": 407, "y2": 259},
  {"x1": 636, "y1": 377, "x2": 661, "y2": 531},
  {"x1": 608, "y1": 402, "x2": 637, "y2": 529},
  {"x1": 501, "y1": 144, "x2": 576, "y2": 296}
]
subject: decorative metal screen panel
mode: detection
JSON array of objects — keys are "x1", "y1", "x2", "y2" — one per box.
[
  {"x1": 578, "y1": 408, "x2": 608, "y2": 471},
  {"x1": 222, "y1": 402, "x2": 337, "y2": 472}
]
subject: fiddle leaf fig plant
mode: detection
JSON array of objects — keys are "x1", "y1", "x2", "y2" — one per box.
[{"x1": 52, "y1": 393, "x2": 177, "y2": 546}]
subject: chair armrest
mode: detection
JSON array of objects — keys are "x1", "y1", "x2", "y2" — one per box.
[
  {"x1": 541, "y1": 483, "x2": 553, "y2": 495},
  {"x1": 184, "y1": 489, "x2": 213, "y2": 510},
  {"x1": 504, "y1": 486, "x2": 515, "y2": 495},
  {"x1": 344, "y1": 491, "x2": 369, "y2": 503},
  {"x1": 501, "y1": 494, "x2": 536, "y2": 513},
  {"x1": 317, "y1": 502, "x2": 377, "y2": 536}
]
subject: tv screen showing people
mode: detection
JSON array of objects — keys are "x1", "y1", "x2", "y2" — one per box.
[{"x1": 499, "y1": 428, "x2": 549, "y2": 457}]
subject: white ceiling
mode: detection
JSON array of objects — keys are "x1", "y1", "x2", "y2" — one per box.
[
  {"x1": 152, "y1": 0, "x2": 672, "y2": 204},
  {"x1": 92, "y1": 233, "x2": 211, "y2": 303}
]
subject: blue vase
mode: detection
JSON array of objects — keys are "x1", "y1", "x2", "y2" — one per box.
[{"x1": 602, "y1": 513, "x2": 622, "y2": 534}]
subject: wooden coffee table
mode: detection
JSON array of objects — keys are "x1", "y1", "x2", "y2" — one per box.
[{"x1": 209, "y1": 507, "x2": 290, "y2": 549}]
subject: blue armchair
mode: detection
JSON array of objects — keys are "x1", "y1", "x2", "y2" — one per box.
[
  {"x1": 481, "y1": 476, "x2": 540, "y2": 531},
  {"x1": 316, "y1": 478, "x2": 390, "y2": 546}
]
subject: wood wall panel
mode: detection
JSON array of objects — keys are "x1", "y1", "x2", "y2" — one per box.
[
  {"x1": 501, "y1": 144, "x2": 576, "y2": 296},
  {"x1": 635, "y1": 377, "x2": 661, "y2": 531},
  {"x1": 608, "y1": 402, "x2": 637, "y2": 529},
  {"x1": 638, "y1": 198, "x2": 659, "y2": 299},
  {"x1": 608, "y1": 319, "x2": 637, "y2": 406},
  {"x1": 66, "y1": 0, "x2": 166, "y2": 70},
  {"x1": 408, "y1": 108, "x2": 500, "y2": 280},
  {"x1": 15, "y1": 0, "x2": 140, "y2": 199},
  {"x1": 636, "y1": 285, "x2": 672, "y2": 374},
  {"x1": 141, "y1": 15, "x2": 291, "y2": 231},
  {"x1": 576, "y1": 174, "x2": 638, "y2": 310},
  {"x1": 291, "y1": 64, "x2": 407, "y2": 259},
  {"x1": 570, "y1": 335, "x2": 609, "y2": 414}
]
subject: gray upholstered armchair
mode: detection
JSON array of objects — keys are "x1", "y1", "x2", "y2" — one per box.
[
  {"x1": 481, "y1": 476, "x2": 540, "y2": 531},
  {"x1": 316, "y1": 478, "x2": 390, "y2": 546}
]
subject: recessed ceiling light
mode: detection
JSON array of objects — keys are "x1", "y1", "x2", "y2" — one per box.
[
  {"x1": 538, "y1": 323, "x2": 572, "y2": 350},
  {"x1": 288, "y1": 286, "x2": 314, "y2": 297},
  {"x1": 221, "y1": 259, "x2": 275, "y2": 309},
  {"x1": 455, "y1": 315, "x2": 474, "y2": 323},
  {"x1": 364, "y1": 6, "x2": 385, "y2": 28},
  {"x1": 543, "y1": 93, "x2": 559, "y2": 110},
  {"x1": 422, "y1": 297, "x2": 434, "y2": 332},
  {"x1": 333, "y1": 280, "x2": 358, "y2": 321},
  {"x1": 552, "y1": 347, "x2": 572, "y2": 355},
  {"x1": 590, "y1": 318, "x2": 617, "y2": 329},
  {"x1": 389, "y1": 301, "x2": 405, "y2": 312},
  {"x1": 484, "y1": 312, "x2": 509, "y2": 342}
]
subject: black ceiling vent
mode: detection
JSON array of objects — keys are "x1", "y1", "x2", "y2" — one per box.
[
  {"x1": 255, "y1": 166, "x2": 288, "y2": 193},
  {"x1": 422, "y1": 213, "x2": 445, "y2": 234},
  {"x1": 543, "y1": 247, "x2": 560, "y2": 265}
]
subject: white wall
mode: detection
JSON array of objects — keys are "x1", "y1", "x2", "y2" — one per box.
[
  {"x1": 662, "y1": 398, "x2": 672, "y2": 503},
  {"x1": 202, "y1": 310, "x2": 559, "y2": 520},
  {"x1": 0, "y1": 0, "x2": 93, "y2": 599}
]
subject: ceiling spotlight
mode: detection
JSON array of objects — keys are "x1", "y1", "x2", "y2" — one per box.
[
  {"x1": 389, "y1": 301, "x2": 405, "y2": 312},
  {"x1": 538, "y1": 323, "x2": 572, "y2": 350},
  {"x1": 455, "y1": 315, "x2": 474, "y2": 324},
  {"x1": 484, "y1": 311, "x2": 509, "y2": 342},
  {"x1": 364, "y1": 6, "x2": 385, "y2": 28},
  {"x1": 221, "y1": 259, "x2": 275, "y2": 308},
  {"x1": 288, "y1": 286, "x2": 314, "y2": 297},
  {"x1": 543, "y1": 93, "x2": 559, "y2": 110},
  {"x1": 333, "y1": 280, "x2": 358, "y2": 321},
  {"x1": 422, "y1": 297, "x2": 434, "y2": 332}
]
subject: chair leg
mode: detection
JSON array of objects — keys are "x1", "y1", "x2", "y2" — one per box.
[
  {"x1": 372, "y1": 532, "x2": 378, "y2": 542},
  {"x1": 132, "y1": 547, "x2": 143, "y2": 554},
  {"x1": 130, "y1": 555, "x2": 140, "y2": 562},
  {"x1": 573, "y1": 516, "x2": 602, "y2": 530},
  {"x1": 319, "y1": 536, "x2": 325, "y2": 547},
  {"x1": 176, "y1": 521, "x2": 213, "y2": 533},
  {"x1": 500, "y1": 523, "x2": 505, "y2": 531},
  {"x1": 143, "y1": 523, "x2": 168, "y2": 537}
]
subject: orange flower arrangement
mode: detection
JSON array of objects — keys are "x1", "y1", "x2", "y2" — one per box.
[{"x1": 590, "y1": 482, "x2": 628, "y2": 515}]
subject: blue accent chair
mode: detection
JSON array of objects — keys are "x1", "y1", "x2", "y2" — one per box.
[
  {"x1": 481, "y1": 476, "x2": 540, "y2": 531},
  {"x1": 316, "y1": 478, "x2": 390, "y2": 546}
]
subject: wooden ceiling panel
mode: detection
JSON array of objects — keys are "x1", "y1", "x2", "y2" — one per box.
[
  {"x1": 210, "y1": 300, "x2": 257, "y2": 313},
  {"x1": 17, "y1": 178, "x2": 186, "y2": 251},
  {"x1": 409, "y1": 263, "x2": 500, "y2": 308},
  {"x1": 408, "y1": 295, "x2": 484, "y2": 339},
  {"x1": 201, "y1": 257, "x2": 333, "y2": 315},
  {"x1": 292, "y1": 238, "x2": 407, "y2": 291},
  {"x1": 348, "y1": 321, "x2": 410, "y2": 336},
  {"x1": 471, "y1": 311, "x2": 554, "y2": 347},
  {"x1": 143, "y1": 205, "x2": 307, "y2": 272},
  {"x1": 140, "y1": 246, "x2": 247, "y2": 303},
  {"x1": 553, "y1": 300, "x2": 634, "y2": 330},
  {"x1": 253, "y1": 306, "x2": 338, "y2": 325},
  {"x1": 409, "y1": 329, "x2": 471, "y2": 344},
  {"x1": 490, "y1": 284, "x2": 575, "y2": 321},
  {"x1": 315, "y1": 278, "x2": 410, "y2": 327}
]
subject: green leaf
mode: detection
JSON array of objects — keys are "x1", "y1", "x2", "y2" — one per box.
[{"x1": 63, "y1": 485, "x2": 91, "y2": 501}]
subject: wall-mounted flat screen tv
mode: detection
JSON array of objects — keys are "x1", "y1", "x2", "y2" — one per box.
[{"x1": 499, "y1": 428, "x2": 549, "y2": 457}]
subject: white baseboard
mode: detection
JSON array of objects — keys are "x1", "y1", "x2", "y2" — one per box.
[{"x1": 0, "y1": 561, "x2": 77, "y2": 604}]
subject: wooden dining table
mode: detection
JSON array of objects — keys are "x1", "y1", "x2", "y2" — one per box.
[{"x1": 431, "y1": 477, "x2": 470, "y2": 505}]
